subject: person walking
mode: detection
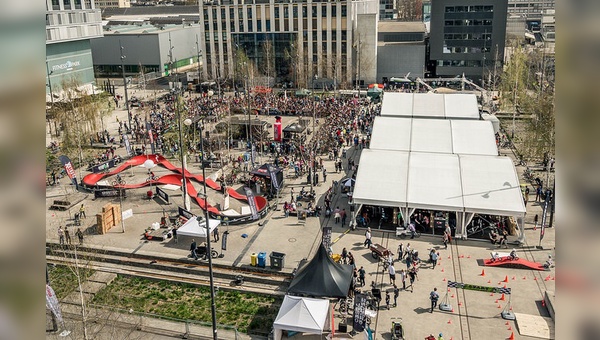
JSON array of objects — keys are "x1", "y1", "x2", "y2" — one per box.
[
  {"x1": 190, "y1": 239, "x2": 198, "y2": 260},
  {"x1": 341, "y1": 209, "x2": 347, "y2": 227},
  {"x1": 341, "y1": 247, "x2": 348, "y2": 264},
  {"x1": 534, "y1": 214, "x2": 539, "y2": 229},
  {"x1": 364, "y1": 227, "x2": 372, "y2": 247},
  {"x1": 524, "y1": 186, "x2": 530, "y2": 206},
  {"x1": 388, "y1": 262, "x2": 396, "y2": 285},
  {"x1": 75, "y1": 228, "x2": 84, "y2": 245},
  {"x1": 393, "y1": 285, "x2": 399, "y2": 307},
  {"x1": 429, "y1": 287, "x2": 439, "y2": 313},
  {"x1": 431, "y1": 251, "x2": 438, "y2": 269},
  {"x1": 64, "y1": 226, "x2": 72, "y2": 245},
  {"x1": 443, "y1": 232, "x2": 449, "y2": 249},
  {"x1": 79, "y1": 204, "x2": 86, "y2": 219},
  {"x1": 213, "y1": 225, "x2": 219, "y2": 242},
  {"x1": 172, "y1": 225, "x2": 178, "y2": 244},
  {"x1": 407, "y1": 267, "x2": 418, "y2": 292},
  {"x1": 358, "y1": 266, "x2": 366, "y2": 287},
  {"x1": 405, "y1": 251, "x2": 413, "y2": 270},
  {"x1": 58, "y1": 226, "x2": 65, "y2": 245},
  {"x1": 323, "y1": 168, "x2": 327, "y2": 183},
  {"x1": 385, "y1": 291, "x2": 391, "y2": 310},
  {"x1": 397, "y1": 243, "x2": 404, "y2": 261},
  {"x1": 400, "y1": 269, "x2": 407, "y2": 290},
  {"x1": 334, "y1": 207, "x2": 341, "y2": 224}
]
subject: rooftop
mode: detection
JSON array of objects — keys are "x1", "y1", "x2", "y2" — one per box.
[{"x1": 378, "y1": 21, "x2": 426, "y2": 33}]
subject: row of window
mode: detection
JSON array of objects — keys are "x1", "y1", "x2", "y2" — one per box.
[
  {"x1": 444, "y1": 5, "x2": 493, "y2": 13},
  {"x1": 437, "y1": 60, "x2": 484, "y2": 67},
  {"x1": 206, "y1": 17, "x2": 349, "y2": 35},
  {"x1": 204, "y1": 4, "x2": 348, "y2": 21},
  {"x1": 443, "y1": 46, "x2": 491, "y2": 54},
  {"x1": 444, "y1": 19, "x2": 493, "y2": 26},
  {"x1": 443, "y1": 33, "x2": 492, "y2": 40}
]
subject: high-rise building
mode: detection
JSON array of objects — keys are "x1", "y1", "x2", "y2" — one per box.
[
  {"x1": 198, "y1": 0, "x2": 355, "y2": 88},
  {"x1": 507, "y1": 0, "x2": 554, "y2": 19},
  {"x1": 429, "y1": 0, "x2": 507, "y2": 83},
  {"x1": 46, "y1": 0, "x2": 103, "y2": 101}
]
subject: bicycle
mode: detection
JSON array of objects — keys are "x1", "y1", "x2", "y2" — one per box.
[{"x1": 112, "y1": 176, "x2": 126, "y2": 186}]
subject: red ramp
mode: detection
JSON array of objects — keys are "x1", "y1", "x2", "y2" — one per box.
[{"x1": 483, "y1": 257, "x2": 546, "y2": 271}]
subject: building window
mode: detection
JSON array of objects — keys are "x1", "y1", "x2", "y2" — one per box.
[
  {"x1": 212, "y1": 8, "x2": 217, "y2": 19},
  {"x1": 248, "y1": 20, "x2": 253, "y2": 32},
  {"x1": 293, "y1": 5, "x2": 298, "y2": 18},
  {"x1": 230, "y1": 21, "x2": 235, "y2": 32},
  {"x1": 302, "y1": 5, "x2": 307, "y2": 18},
  {"x1": 230, "y1": 8, "x2": 234, "y2": 19},
  {"x1": 266, "y1": 19, "x2": 271, "y2": 31},
  {"x1": 257, "y1": 20, "x2": 262, "y2": 31},
  {"x1": 74, "y1": 0, "x2": 81, "y2": 9},
  {"x1": 341, "y1": 5, "x2": 347, "y2": 17},
  {"x1": 322, "y1": 5, "x2": 327, "y2": 17},
  {"x1": 284, "y1": 6, "x2": 289, "y2": 18},
  {"x1": 51, "y1": 0, "x2": 60, "y2": 10},
  {"x1": 62, "y1": 0, "x2": 71, "y2": 10},
  {"x1": 332, "y1": 5, "x2": 337, "y2": 17},
  {"x1": 312, "y1": 6, "x2": 317, "y2": 18},
  {"x1": 238, "y1": 8, "x2": 243, "y2": 19},
  {"x1": 247, "y1": 7, "x2": 252, "y2": 19}
]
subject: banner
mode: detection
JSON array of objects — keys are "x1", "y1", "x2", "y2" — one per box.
[
  {"x1": 274, "y1": 116, "x2": 282, "y2": 142},
  {"x1": 94, "y1": 188, "x2": 125, "y2": 198},
  {"x1": 123, "y1": 134, "x2": 132, "y2": 156},
  {"x1": 155, "y1": 186, "x2": 170, "y2": 204},
  {"x1": 221, "y1": 230, "x2": 229, "y2": 251},
  {"x1": 122, "y1": 208, "x2": 133, "y2": 220},
  {"x1": 447, "y1": 281, "x2": 512, "y2": 295},
  {"x1": 322, "y1": 226, "x2": 332, "y2": 251},
  {"x1": 178, "y1": 206, "x2": 195, "y2": 220},
  {"x1": 58, "y1": 155, "x2": 77, "y2": 186},
  {"x1": 540, "y1": 190, "x2": 550, "y2": 242},
  {"x1": 352, "y1": 293, "x2": 367, "y2": 333},
  {"x1": 46, "y1": 284, "x2": 63, "y2": 324},
  {"x1": 268, "y1": 164, "x2": 280, "y2": 190},
  {"x1": 89, "y1": 158, "x2": 117, "y2": 173},
  {"x1": 244, "y1": 187, "x2": 259, "y2": 220}
]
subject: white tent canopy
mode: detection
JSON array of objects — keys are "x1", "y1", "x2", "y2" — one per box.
[
  {"x1": 381, "y1": 93, "x2": 480, "y2": 119},
  {"x1": 176, "y1": 217, "x2": 221, "y2": 238},
  {"x1": 273, "y1": 295, "x2": 330, "y2": 340},
  {"x1": 368, "y1": 117, "x2": 498, "y2": 156},
  {"x1": 353, "y1": 150, "x2": 526, "y2": 238}
]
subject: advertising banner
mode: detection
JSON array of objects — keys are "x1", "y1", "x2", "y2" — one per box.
[
  {"x1": 322, "y1": 226, "x2": 332, "y2": 251},
  {"x1": 353, "y1": 293, "x2": 367, "y2": 333},
  {"x1": 268, "y1": 164, "x2": 280, "y2": 190},
  {"x1": 274, "y1": 116, "x2": 282, "y2": 142},
  {"x1": 58, "y1": 155, "x2": 77, "y2": 186},
  {"x1": 244, "y1": 186, "x2": 259, "y2": 220},
  {"x1": 46, "y1": 284, "x2": 63, "y2": 323},
  {"x1": 123, "y1": 134, "x2": 132, "y2": 156},
  {"x1": 221, "y1": 230, "x2": 229, "y2": 251}
]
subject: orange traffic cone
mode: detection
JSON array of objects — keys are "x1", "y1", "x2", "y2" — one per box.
[
  {"x1": 551, "y1": 276, "x2": 555, "y2": 280},
  {"x1": 497, "y1": 304, "x2": 502, "y2": 308},
  {"x1": 500, "y1": 294, "x2": 506, "y2": 301},
  {"x1": 488, "y1": 280, "x2": 491, "y2": 284},
  {"x1": 451, "y1": 308, "x2": 454, "y2": 312},
  {"x1": 448, "y1": 255, "x2": 451, "y2": 259},
  {"x1": 510, "y1": 306, "x2": 513, "y2": 311},
  {"x1": 495, "y1": 300, "x2": 499, "y2": 303},
  {"x1": 442, "y1": 268, "x2": 445, "y2": 272},
  {"x1": 508, "y1": 331, "x2": 515, "y2": 340},
  {"x1": 502, "y1": 276, "x2": 509, "y2": 283},
  {"x1": 480, "y1": 269, "x2": 486, "y2": 276},
  {"x1": 451, "y1": 294, "x2": 455, "y2": 298},
  {"x1": 448, "y1": 319, "x2": 452, "y2": 324},
  {"x1": 533, "y1": 276, "x2": 537, "y2": 281},
  {"x1": 505, "y1": 321, "x2": 510, "y2": 326},
  {"x1": 458, "y1": 301, "x2": 462, "y2": 306},
  {"x1": 544, "y1": 275, "x2": 551, "y2": 281},
  {"x1": 490, "y1": 293, "x2": 494, "y2": 296},
  {"x1": 443, "y1": 278, "x2": 447, "y2": 282},
  {"x1": 512, "y1": 276, "x2": 516, "y2": 280},
  {"x1": 467, "y1": 255, "x2": 471, "y2": 259},
  {"x1": 523, "y1": 276, "x2": 527, "y2": 280},
  {"x1": 460, "y1": 254, "x2": 464, "y2": 258},
  {"x1": 503, "y1": 284, "x2": 507, "y2": 289}
]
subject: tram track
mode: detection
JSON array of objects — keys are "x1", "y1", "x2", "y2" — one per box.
[
  {"x1": 46, "y1": 244, "x2": 291, "y2": 298},
  {"x1": 448, "y1": 240, "x2": 473, "y2": 340}
]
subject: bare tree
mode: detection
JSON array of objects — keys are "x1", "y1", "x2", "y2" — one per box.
[
  {"x1": 261, "y1": 39, "x2": 275, "y2": 88},
  {"x1": 397, "y1": 0, "x2": 422, "y2": 21}
]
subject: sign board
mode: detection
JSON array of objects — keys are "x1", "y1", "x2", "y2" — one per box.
[
  {"x1": 221, "y1": 230, "x2": 229, "y2": 251},
  {"x1": 89, "y1": 159, "x2": 117, "y2": 174},
  {"x1": 178, "y1": 206, "x2": 195, "y2": 220},
  {"x1": 447, "y1": 281, "x2": 512, "y2": 295},
  {"x1": 94, "y1": 189, "x2": 126, "y2": 198},
  {"x1": 244, "y1": 187, "x2": 259, "y2": 220},
  {"x1": 155, "y1": 186, "x2": 170, "y2": 204},
  {"x1": 353, "y1": 293, "x2": 367, "y2": 332},
  {"x1": 58, "y1": 155, "x2": 77, "y2": 186},
  {"x1": 122, "y1": 208, "x2": 133, "y2": 220},
  {"x1": 322, "y1": 226, "x2": 332, "y2": 251}
]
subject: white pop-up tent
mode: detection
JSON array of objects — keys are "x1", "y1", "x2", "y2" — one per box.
[
  {"x1": 176, "y1": 217, "x2": 221, "y2": 238},
  {"x1": 380, "y1": 93, "x2": 480, "y2": 119},
  {"x1": 273, "y1": 295, "x2": 330, "y2": 340}
]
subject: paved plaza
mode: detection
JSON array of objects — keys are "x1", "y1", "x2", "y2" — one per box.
[{"x1": 46, "y1": 88, "x2": 555, "y2": 340}]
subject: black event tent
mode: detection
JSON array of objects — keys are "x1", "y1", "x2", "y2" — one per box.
[{"x1": 287, "y1": 245, "x2": 353, "y2": 298}]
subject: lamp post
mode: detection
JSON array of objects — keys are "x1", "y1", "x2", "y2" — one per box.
[
  {"x1": 178, "y1": 97, "x2": 191, "y2": 211},
  {"x1": 311, "y1": 75, "x2": 318, "y2": 193},
  {"x1": 245, "y1": 62, "x2": 254, "y2": 167},
  {"x1": 185, "y1": 118, "x2": 218, "y2": 340},
  {"x1": 119, "y1": 40, "x2": 132, "y2": 133}
]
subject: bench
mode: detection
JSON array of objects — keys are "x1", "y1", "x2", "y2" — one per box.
[{"x1": 49, "y1": 200, "x2": 71, "y2": 211}]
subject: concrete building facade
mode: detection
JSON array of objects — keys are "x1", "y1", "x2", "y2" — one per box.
[
  {"x1": 507, "y1": 0, "x2": 554, "y2": 19},
  {"x1": 429, "y1": 0, "x2": 507, "y2": 83},
  {"x1": 376, "y1": 21, "x2": 426, "y2": 82},
  {"x1": 90, "y1": 24, "x2": 202, "y2": 77},
  {"x1": 199, "y1": 0, "x2": 359, "y2": 88},
  {"x1": 46, "y1": 0, "x2": 103, "y2": 101}
]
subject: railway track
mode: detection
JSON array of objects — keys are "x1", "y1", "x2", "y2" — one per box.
[
  {"x1": 448, "y1": 240, "x2": 473, "y2": 340},
  {"x1": 46, "y1": 244, "x2": 291, "y2": 298}
]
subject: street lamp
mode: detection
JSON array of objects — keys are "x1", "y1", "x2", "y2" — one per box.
[
  {"x1": 119, "y1": 40, "x2": 132, "y2": 133},
  {"x1": 186, "y1": 117, "x2": 218, "y2": 340}
]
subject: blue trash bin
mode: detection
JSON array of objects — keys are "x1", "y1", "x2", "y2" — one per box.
[{"x1": 257, "y1": 252, "x2": 267, "y2": 268}]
